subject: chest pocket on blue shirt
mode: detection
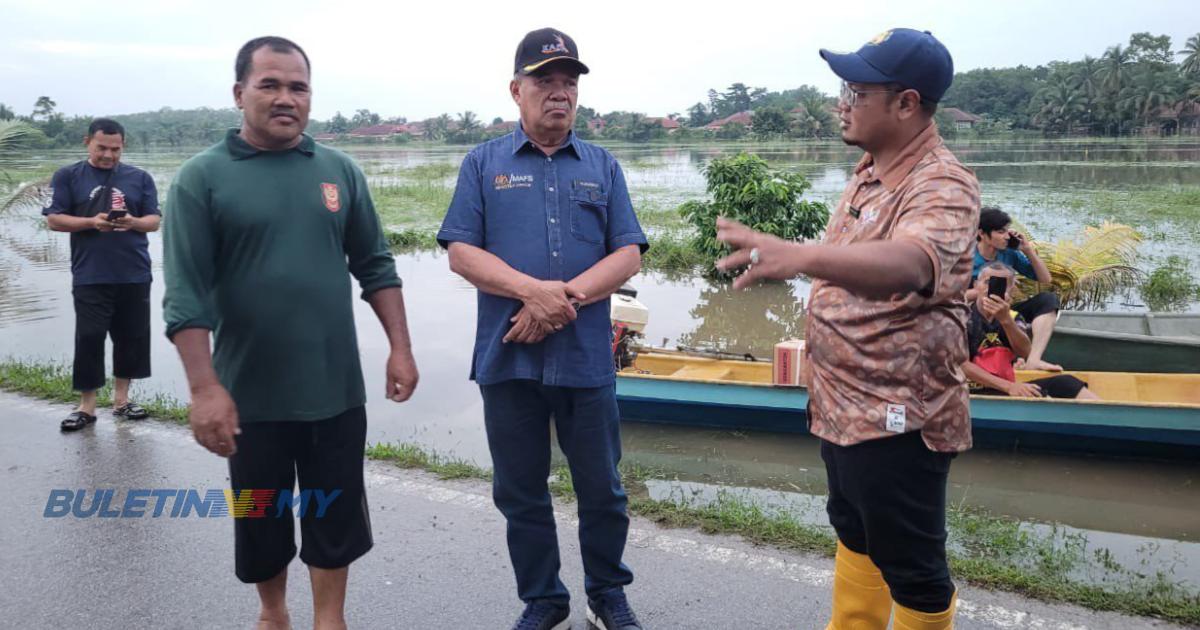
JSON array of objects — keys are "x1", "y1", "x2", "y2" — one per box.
[{"x1": 569, "y1": 185, "x2": 608, "y2": 244}]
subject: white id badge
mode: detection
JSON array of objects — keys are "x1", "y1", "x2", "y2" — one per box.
[{"x1": 885, "y1": 404, "x2": 907, "y2": 433}]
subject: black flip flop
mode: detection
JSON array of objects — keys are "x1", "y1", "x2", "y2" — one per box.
[
  {"x1": 61, "y1": 411, "x2": 97, "y2": 432},
  {"x1": 114, "y1": 402, "x2": 149, "y2": 420}
]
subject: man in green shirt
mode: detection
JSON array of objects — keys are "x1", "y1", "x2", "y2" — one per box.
[{"x1": 163, "y1": 36, "x2": 418, "y2": 630}]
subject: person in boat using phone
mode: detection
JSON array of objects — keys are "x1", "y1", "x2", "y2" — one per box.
[
  {"x1": 968, "y1": 207, "x2": 1062, "y2": 372},
  {"x1": 965, "y1": 263, "x2": 1099, "y2": 400},
  {"x1": 43, "y1": 118, "x2": 161, "y2": 432}
]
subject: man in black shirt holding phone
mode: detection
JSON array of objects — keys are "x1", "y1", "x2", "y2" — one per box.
[
  {"x1": 963, "y1": 262, "x2": 1098, "y2": 400},
  {"x1": 43, "y1": 118, "x2": 161, "y2": 431}
]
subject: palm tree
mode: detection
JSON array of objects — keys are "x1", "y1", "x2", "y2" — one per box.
[
  {"x1": 1099, "y1": 45, "x2": 1134, "y2": 94},
  {"x1": 456, "y1": 111, "x2": 480, "y2": 133},
  {"x1": 1035, "y1": 74, "x2": 1085, "y2": 133},
  {"x1": 1016, "y1": 222, "x2": 1142, "y2": 310},
  {"x1": 1179, "y1": 33, "x2": 1200, "y2": 77},
  {"x1": 0, "y1": 120, "x2": 39, "y2": 155}
]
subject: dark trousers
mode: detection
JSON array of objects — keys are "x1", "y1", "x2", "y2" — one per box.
[
  {"x1": 72, "y1": 282, "x2": 152, "y2": 392},
  {"x1": 1014, "y1": 291, "x2": 1060, "y2": 322},
  {"x1": 227, "y1": 406, "x2": 373, "y2": 583},
  {"x1": 821, "y1": 431, "x2": 956, "y2": 612},
  {"x1": 480, "y1": 380, "x2": 634, "y2": 605}
]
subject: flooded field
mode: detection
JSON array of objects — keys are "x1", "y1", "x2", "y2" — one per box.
[{"x1": 2, "y1": 138, "x2": 1199, "y2": 597}]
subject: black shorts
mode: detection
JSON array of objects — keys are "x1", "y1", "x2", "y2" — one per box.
[
  {"x1": 72, "y1": 282, "x2": 152, "y2": 391},
  {"x1": 227, "y1": 406, "x2": 373, "y2": 583},
  {"x1": 973, "y1": 374, "x2": 1088, "y2": 399},
  {"x1": 821, "y1": 431, "x2": 956, "y2": 613},
  {"x1": 1013, "y1": 291, "x2": 1059, "y2": 322}
]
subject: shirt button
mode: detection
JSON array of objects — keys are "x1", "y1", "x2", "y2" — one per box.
[
  {"x1": 548, "y1": 187, "x2": 555, "y2": 192},
  {"x1": 549, "y1": 218, "x2": 557, "y2": 223},
  {"x1": 552, "y1": 251, "x2": 559, "y2": 257},
  {"x1": 547, "y1": 157, "x2": 552, "y2": 162}
]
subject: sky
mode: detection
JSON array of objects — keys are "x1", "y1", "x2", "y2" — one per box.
[{"x1": 1, "y1": 0, "x2": 1197, "y2": 123}]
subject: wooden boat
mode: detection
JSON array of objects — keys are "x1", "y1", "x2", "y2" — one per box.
[
  {"x1": 615, "y1": 350, "x2": 1200, "y2": 459},
  {"x1": 1045, "y1": 311, "x2": 1200, "y2": 373}
]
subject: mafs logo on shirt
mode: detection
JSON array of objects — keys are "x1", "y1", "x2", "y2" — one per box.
[{"x1": 494, "y1": 173, "x2": 534, "y2": 191}]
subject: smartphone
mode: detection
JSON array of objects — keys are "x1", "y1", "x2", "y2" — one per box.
[
  {"x1": 1006, "y1": 232, "x2": 1022, "y2": 249},
  {"x1": 106, "y1": 209, "x2": 128, "y2": 221},
  {"x1": 987, "y1": 275, "x2": 1007, "y2": 298}
]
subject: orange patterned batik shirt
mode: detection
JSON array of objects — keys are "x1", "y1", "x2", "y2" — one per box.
[{"x1": 806, "y1": 123, "x2": 980, "y2": 452}]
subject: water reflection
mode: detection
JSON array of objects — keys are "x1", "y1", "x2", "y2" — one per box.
[{"x1": 677, "y1": 280, "x2": 809, "y2": 357}]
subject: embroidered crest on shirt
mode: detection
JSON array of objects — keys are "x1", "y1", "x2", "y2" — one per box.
[
  {"x1": 321, "y1": 183, "x2": 340, "y2": 212},
  {"x1": 493, "y1": 173, "x2": 533, "y2": 190}
]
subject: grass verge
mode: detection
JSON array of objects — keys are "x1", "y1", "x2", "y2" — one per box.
[
  {"x1": 0, "y1": 359, "x2": 189, "y2": 424},
  {"x1": 362, "y1": 440, "x2": 1200, "y2": 625},
  {"x1": 3, "y1": 358, "x2": 1196, "y2": 624}
]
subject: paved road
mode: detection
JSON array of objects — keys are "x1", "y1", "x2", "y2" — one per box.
[{"x1": 0, "y1": 392, "x2": 1187, "y2": 629}]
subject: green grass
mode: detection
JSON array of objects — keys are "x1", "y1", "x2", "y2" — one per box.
[
  {"x1": 642, "y1": 231, "x2": 710, "y2": 274},
  {"x1": 0, "y1": 358, "x2": 189, "y2": 424},
  {"x1": 1139, "y1": 256, "x2": 1200, "y2": 312},
  {"x1": 370, "y1": 182, "x2": 454, "y2": 229},
  {"x1": 385, "y1": 228, "x2": 439, "y2": 253},
  {"x1": 365, "y1": 442, "x2": 492, "y2": 480}
]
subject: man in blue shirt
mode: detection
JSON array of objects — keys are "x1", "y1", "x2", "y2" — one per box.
[
  {"x1": 969, "y1": 207, "x2": 1062, "y2": 371},
  {"x1": 43, "y1": 118, "x2": 160, "y2": 431},
  {"x1": 438, "y1": 28, "x2": 647, "y2": 630}
]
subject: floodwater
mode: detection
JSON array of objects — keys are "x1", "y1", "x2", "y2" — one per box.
[{"x1": 2, "y1": 139, "x2": 1199, "y2": 590}]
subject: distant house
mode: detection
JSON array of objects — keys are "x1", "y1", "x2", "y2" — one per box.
[
  {"x1": 313, "y1": 133, "x2": 338, "y2": 142},
  {"x1": 644, "y1": 116, "x2": 681, "y2": 132},
  {"x1": 941, "y1": 107, "x2": 982, "y2": 131},
  {"x1": 704, "y1": 111, "x2": 753, "y2": 131},
  {"x1": 587, "y1": 118, "x2": 607, "y2": 132},
  {"x1": 403, "y1": 122, "x2": 425, "y2": 137},
  {"x1": 486, "y1": 120, "x2": 518, "y2": 133},
  {"x1": 347, "y1": 124, "x2": 408, "y2": 139}
]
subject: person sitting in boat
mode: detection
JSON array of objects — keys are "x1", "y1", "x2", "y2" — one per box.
[
  {"x1": 969, "y1": 207, "x2": 1063, "y2": 372},
  {"x1": 964, "y1": 262, "x2": 1099, "y2": 400}
]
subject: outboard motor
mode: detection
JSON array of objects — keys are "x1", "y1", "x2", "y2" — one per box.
[{"x1": 610, "y1": 286, "x2": 649, "y2": 371}]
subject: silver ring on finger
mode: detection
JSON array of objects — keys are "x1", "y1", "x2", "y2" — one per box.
[{"x1": 750, "y1": 247, "x2": 760, "y2": 266}]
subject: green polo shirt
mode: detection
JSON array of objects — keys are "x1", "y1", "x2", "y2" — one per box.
[{"x1": 163, "y1": 129, "x2": 401, "y2": 423}]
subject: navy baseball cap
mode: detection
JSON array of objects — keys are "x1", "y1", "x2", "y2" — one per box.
[
  {"x1": 819, "y1": 28, "x2": 954, "y2": 103},
  {"x1": 514, "y1": 28, "x2": 589, "y2": 76}
]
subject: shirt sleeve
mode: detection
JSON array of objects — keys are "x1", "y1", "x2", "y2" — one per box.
[
  {"x1": 162, "y1": 162, "x2": 218, "y2": 339},
  {"x1": 1010, "y1": 250, "x2": 1036, "y2": 279},
  {"x1": 436, "y1": 150, "x2": 484, "y2": 249},
  {"x1": 891, "y1": 169, "x2": 980, "y2": 298},
  {"x1": 142, "y1": 170, "x2": 161, "y2": 215},
  {"x1": 41, "y1": 167, "x2": 73, "y2": 216},
  {"x1": 605, "y1": 161, "x2": 648, "y2": 254},
  {"x1": 344, "y1": 163, "x2": 403, "y2": 300}
]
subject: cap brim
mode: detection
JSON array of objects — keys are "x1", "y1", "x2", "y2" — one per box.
[
  {"x1": 520, "y1": 56, "x2": 589, "y2": 75},
  {"x1": 819, "y1": 49, "x2": 892, "y2": 85}
]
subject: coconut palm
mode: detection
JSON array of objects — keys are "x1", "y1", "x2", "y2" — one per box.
[
  {"x1": 1017, "y1": 222, "x2": 1142, "y2": 310},
  {"x1": 1179, "y1": 33, "x2": 1200, "y2": 77},
  {"x1": 0, "y1": 120, "x2": 40, "y2": 156},
  {"x1": 1035, "y1": 74, "x2": 1086, "y2": 133},
  {"x1": 1099, "y1": 45, "x2": 1134, "y2": 94}
]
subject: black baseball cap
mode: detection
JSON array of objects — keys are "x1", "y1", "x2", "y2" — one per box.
[
  {"x1": 819, "y1": 28, "x2": 954, "y2": 103},
  {"x1": 514, "y1": 28, "x2": 589, "y2": 76}
]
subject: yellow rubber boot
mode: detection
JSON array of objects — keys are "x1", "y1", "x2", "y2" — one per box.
[
  {"x1": 893, "y1": 591, "x2": 957, "y2": 630},
  {"x1": 825, "y1": 541, "x2": 893, "y2": 630}
]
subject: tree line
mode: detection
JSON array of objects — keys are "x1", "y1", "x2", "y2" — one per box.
[{"x1": 3, "y1": 30, "x2": 1196, "y2": 148}]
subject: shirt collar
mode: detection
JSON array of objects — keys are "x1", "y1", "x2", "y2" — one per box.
[
  {"x1": 511, "y1": 122, "x2": 580, "y2": 159},
  {"x1": 853, "y1": 122, "x2": 942, "y2": 192},
  {"x1": 225, "y1": 128, "x2": 316, "y2": 160}
]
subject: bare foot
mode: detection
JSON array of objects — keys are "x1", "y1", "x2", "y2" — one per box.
[{"x1": 1025, "y1": 359, "x2": 1063, "y2": 372}]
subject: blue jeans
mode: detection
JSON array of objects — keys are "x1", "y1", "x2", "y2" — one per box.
[{"x1": 480, "y1": 380, "x2": 633, "y2": 605}]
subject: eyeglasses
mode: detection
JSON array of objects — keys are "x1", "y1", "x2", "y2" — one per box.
[{"x1": 839, "y1": 82, "x2": 902, "y2": 108}]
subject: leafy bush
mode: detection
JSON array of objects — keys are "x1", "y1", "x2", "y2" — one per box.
[
  {"x1": 1139, "y1": 256, "x2": 1199, "y2": 312},
  {"x1": 678, "y1": 153, "x2": 829, "y2": 275}
]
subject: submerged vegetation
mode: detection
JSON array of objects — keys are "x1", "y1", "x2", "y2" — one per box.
[{"x1": 1140, "y1": 255, "x2": 1200, "y2": 311}]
